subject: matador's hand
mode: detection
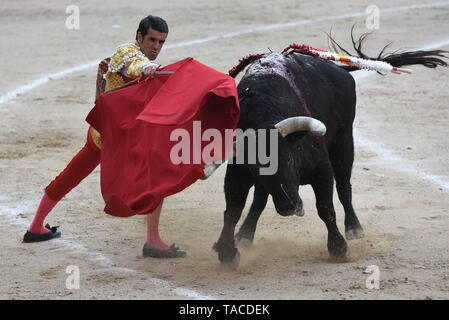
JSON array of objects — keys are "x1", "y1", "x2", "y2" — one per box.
[{"x1": 142, "y1": 62, "x2": 160, "y2": 77}]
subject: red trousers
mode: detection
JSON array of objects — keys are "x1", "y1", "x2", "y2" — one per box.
[{"x1": 45, "y1": 127, "x2": 101, "y2": 202}]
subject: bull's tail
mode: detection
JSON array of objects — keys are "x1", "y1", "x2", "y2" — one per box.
[{"x1": 328, "y1": 26, "x2": 448, "y2": 73}]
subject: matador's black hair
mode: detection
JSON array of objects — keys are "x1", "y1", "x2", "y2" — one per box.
[{"x1": 136, "y1": 15, "x2": 169, "y2": 40}]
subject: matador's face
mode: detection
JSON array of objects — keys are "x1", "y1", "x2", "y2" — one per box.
[{"x1": 137, "y1": 28, "x2": 167, "y2": 60}]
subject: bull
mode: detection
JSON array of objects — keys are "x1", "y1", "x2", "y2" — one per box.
[{"x1": 211, "y1": 36, "x2": 448, "y2": 267}]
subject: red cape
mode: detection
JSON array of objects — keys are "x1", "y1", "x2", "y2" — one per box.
[{"x1": 86, "y1": 58, "x2": 240, "y2": 217}]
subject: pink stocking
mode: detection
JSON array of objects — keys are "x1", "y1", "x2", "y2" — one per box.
[{"x1": 146, "y1": 200, "x2": 170, "y2": 250}]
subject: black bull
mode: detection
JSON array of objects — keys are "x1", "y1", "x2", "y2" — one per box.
[{"x1": 212, "y1": 46, "x2": 448, "y2": 267}]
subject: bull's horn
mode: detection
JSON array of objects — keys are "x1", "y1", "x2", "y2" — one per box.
[{"x1": 274, "y1": 116, "x2": 327, "y2": 138}]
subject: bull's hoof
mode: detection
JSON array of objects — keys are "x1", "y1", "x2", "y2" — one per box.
[
  {"x1": 222, "y1": 250, "x2": 240, "y2": 270},
  {"x1": 345, "y1": 227, "x2": 365, "y2": 240},
  {"x1": 295, "y1": 207, "x2": 305, "y2": 217},
  {"x1": 213, "y1": 241, "x2": 240, "y2": 268},
  {"x1": 329, "y1": 243, "x2": 352, "y2": 263},
  {"x1": 236, "y1": 236, "x2": 252, "y2": 250},
  {"x1": 328, "y1": 233, "x2": 352, "y2": 262}
]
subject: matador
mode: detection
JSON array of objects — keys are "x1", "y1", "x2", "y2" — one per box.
[{"x1": 24, "y1": 15, "x2": 186, "y2": 258}]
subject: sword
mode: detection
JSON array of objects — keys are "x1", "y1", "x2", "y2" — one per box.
[
  {"x1": 106, "y1": 71, "x2": 174, "y2": 93},
  {"x1": 155, "y1": 71, "x2": 174, "y2": 75}
]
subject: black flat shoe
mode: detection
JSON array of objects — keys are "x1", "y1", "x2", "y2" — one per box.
[
  {"x1": 142, "y1": 243, "x2": 186, "y2": 258},
  {"x1": 23, "y1": 224, "x2": 61, "y2": 243}
]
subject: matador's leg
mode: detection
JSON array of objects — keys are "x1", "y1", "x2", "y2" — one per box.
[
  {"x1": 143, "y1": 200, "x2": 186, "y2": 258},
  {"x1": 146, "y1": 200, "x2": 169, "y2": 250},
  {"x1": 24, "y1": 127, "x2": 101, "y2": 242}
]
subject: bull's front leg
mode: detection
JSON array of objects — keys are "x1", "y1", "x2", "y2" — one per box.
[
  {"x1": 213, "y1": 164, "x2": 253, "y2": 266},
  {"x1": 310, "y1": 163, "x2": 350, "y2": 261},
  {"x1": 235, "y1": 184, "x2": 269, "y2": 247}
]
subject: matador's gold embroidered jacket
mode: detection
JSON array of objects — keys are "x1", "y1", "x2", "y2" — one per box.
[
  {"x1": 104, "y1": 41, "x2": 153, "y2": 92},
  {"x1": 91, "y1": 42, "x2": 154, "y2": 149}
]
